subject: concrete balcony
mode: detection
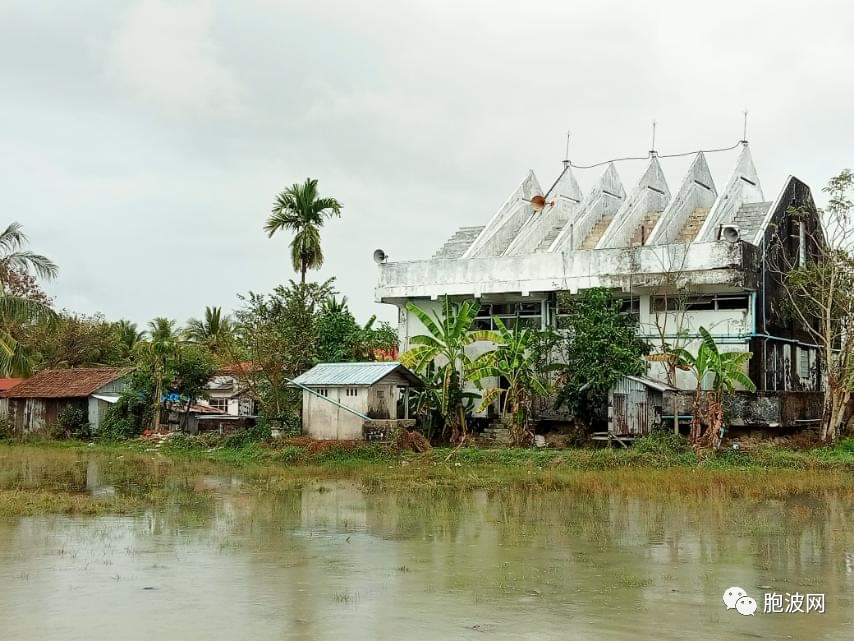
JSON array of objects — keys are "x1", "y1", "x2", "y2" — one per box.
[{"x1": 376, "y1": 240, "x2": 757, "y2": 302}]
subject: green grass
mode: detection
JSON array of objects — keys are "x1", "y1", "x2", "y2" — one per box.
[{"x1": 0, "y1": 434, "x2": 851, "y2": 518}]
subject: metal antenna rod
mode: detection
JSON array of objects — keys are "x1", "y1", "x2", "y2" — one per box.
[
  {"x1": 742, "y1": 109, "x2": 749, "y2": 143},
  {"x1": 649, "y1": 120, "x2": 658, "y2": 156},
  {"x1": 563, "y1": 130, "x2": 571, "y2": 168}
]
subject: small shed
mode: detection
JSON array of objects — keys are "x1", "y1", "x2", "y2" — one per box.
[
  {"x1": 608, "y1": 375, "x2": 675, "y2": 437},
  {"x1": 0, "y1": 367, "x2": 132, "y2": 435},
  {"x1": 289, "y1": 362, "x2": 421, "y2": 440}
]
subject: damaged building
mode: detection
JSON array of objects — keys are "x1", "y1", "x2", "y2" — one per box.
[{"x1": 374, "y1": 142, "x2": 825, "y2": 434}]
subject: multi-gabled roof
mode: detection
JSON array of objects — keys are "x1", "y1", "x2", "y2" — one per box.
[
  {"x1": 429, "y1": 143, "x2": 785, "y2": 259},
  {"x1": 3, "y1": 367, "x2": 133, "y2": 399},
  {"x1": 376, "y1": 142, "x2": 818, "y2": 303}
]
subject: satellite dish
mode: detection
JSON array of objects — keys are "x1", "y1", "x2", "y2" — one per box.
[
  {"x1": 720, "y1": 224, "x2": 740, "y2": 243},
  {"x1": 527, "y1": 195, "x2": 555, "y2": 212},
  {"x1": 373, "y1": 248, "x2": 388, "y2": 264}
]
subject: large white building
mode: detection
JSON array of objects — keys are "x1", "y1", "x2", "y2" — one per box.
[{"x1": 375, "y1": 142, "x2": 824, "y2": 429}]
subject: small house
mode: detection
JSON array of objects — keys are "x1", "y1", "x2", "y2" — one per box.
[
  {"x1": 196, "y1": 361, "x2": 259, "y2": 417},
  {"x1": 608, "y1": 375, "x2": 676, "y2": 439},
  {"x1": 0, "y1": 367, "x2": 132, "y2": 435},
  {"x1": 289, "y1": 362, "x2": 420, "y2": 440}
]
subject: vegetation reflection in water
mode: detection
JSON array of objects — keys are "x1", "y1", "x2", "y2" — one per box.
[{"x1": 0, "y1": 446, "x2": 852, "y2": 640}]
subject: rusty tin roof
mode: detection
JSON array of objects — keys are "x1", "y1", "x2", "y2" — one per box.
[{"x1": 3, "y1": 367, "x2": 133, "y2": 399}]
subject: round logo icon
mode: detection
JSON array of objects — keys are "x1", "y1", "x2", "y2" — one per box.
[
  {"x1": 723, "y1": 587, "x2": 747, "y2": 610},
  {"x1": 735, "y1": 596, "x2": 757, "y2": 616}
]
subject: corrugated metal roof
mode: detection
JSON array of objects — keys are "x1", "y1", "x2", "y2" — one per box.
[
  {"x1": 92, "y1": 393, "x2": 121, "y2": 403},
  {"x1": 624, "y1": 375, "x2": 677, "y2": 392},
  {"x1": 290, "y1": 362, "x2": 419, "y2": 387}
]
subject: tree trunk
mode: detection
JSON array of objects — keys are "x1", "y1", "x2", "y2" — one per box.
[
  {"x1": 821, "y1": 385, "x2": 850, "y2": 442},
  {"x1": 690, "y1": 385, "x2": 703, "y2": 443},
  {"x1": 152, "y1": 374, "x2": 162, "y2": 432}
]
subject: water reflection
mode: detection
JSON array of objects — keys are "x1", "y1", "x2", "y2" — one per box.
[{"x1": 0, "y1": 452, "x2": 851, "y2": 640}]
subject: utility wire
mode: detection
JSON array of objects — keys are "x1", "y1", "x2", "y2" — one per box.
[{"x1": 567, "y1": 140, "x2": 744, "y2": 170}]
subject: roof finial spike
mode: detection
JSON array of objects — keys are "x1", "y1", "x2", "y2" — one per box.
[
  {"x1": 649, "y1": 120, "x2": 658, "y2": 157},
  {"x1": 741, "y1": 109, "x2": 749, "y2": 144},
  {"x1": 563, "y1": 130, "x2": 571, "y2": 169}
]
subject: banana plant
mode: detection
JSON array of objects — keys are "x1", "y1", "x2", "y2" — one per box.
[
  {"x1": 400, "y1": 297, "x2": 498, "y2": 443},
  {"x1": 467, "y1": 317, "x2": 551, "y2": 445},
  {"x1": 673, "y1": 326, "x2": 755, "y2": 448}
]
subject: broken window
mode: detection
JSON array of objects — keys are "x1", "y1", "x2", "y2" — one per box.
[
  {"x1": 715, "y1": 295, "x2": 750, "y2": 310},
  {"x1": 797, "y1": 348, "x2": 811, "y2": 379},
  {"x1": 473, "y1": 302, "x2": 543, "y2": 331},
  {"x1": 618, "y1": 297, "x2": 640, "y2": 315},
  {"x1": 652, "y1": 294, "x2": 748, "y2": 312}
]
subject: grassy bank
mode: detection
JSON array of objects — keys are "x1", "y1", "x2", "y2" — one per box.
[
  {"x1": 0, "y1": 433, "x2": 852, "y2": 519},
  {"x1": 111, "y1": 431, "x2": 854, "y2": 472}
]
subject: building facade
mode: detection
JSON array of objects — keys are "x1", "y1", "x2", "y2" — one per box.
[{"x1": 374, "y1": 143, "x2": 824, "y2": 428}]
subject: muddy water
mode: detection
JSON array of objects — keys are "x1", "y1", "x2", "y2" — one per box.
[{"x1": 0, "y1": 453, "x2": 852, "y2": 640}]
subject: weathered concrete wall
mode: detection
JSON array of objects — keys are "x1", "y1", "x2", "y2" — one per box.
[
  {"x1": 463, "y1": 171, "x2": 542, "y2": 258},
  {"x1": 596, "y1": 157, "x2": 670, "y2": 249},
  {"x1": 647, "y1": 152, "x2": 717, "y2": 245},
  {"x1": 668, "y1": 390, "x2": 823, "y2": 427},
  {"x1": 504, "y1": 166, "x2": 582, "y2": 255},
  {"x1": 377, "y1": 241, "x2": 751, "y2": 302},
  {"x1": 696, "y1": 144, "x2": 764, "y2": 242},
  {"x1": 549, "y1": 163, "x2": 625, "y2": 252},
  {"x1": 302, "y1": 387, "x2": 368, "y2": 440}
]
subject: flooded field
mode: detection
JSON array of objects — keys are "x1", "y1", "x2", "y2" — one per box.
[{"x1": 0, "y1": 448, "x2": 852, "y2": 640}]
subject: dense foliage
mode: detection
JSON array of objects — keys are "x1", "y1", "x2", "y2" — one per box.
[
  {"x1": 100, "y1": 342, "x2": 217, "y2": 440},
  {"x1": 401, "y1": 298, "x2": 486, "y2": 443},
  {"x1": 315, "y1": 296, "x2": 397, "y2": 362},
  {"x1": 674, "y1": 327, "x2": 755, "y2": 449},
  {"x1": 228, "y1": 279, "x2": 397, "y2": 431},
  {"x1": 552, "y1": 288, "x2": 649, "y2": 416},
  {"x1": 21, "y1": 313, "x2": 131, "y2": 370},
  {"x1": 469, "y1": 317, "x2": 550, "y2": 445}
]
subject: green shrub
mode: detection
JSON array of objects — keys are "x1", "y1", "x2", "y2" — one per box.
[
  {"x1": 305, "y1": 442, "x2": 392, "y2": 465},
  {"x1": 0, "y1": 415, "x2": 14, "y2": 440},
  {"x1": 50, "y1": 406, "x2": 90, "y2": 440},
  {"x1": 279, "y1": 445, "x2": 303, "y2": 464},
  {"x1": 633, "y1": 431, "x2": 691, "y2": 456},
  {"x1": 98, "y1": 393, "x2": 150, "y2": 441},
  {"x1": 221, "y1": 422, "x2": 272, "y2": 448}
]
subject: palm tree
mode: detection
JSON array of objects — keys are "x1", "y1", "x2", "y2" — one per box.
[
  {"x1": 114, "y1": 320, "x2": 144, "y2": 360},
  {"x1": 184, "y1": 306, "x2": 233, "y2": 352},
  {"x1": 0, "y1": 222, "x2": 58, "y2": 376},
  {"x1": 674, "y1": 327, "x2": 755, "y2": 449},
  {"x1": 468, "y1": 317, "x2": 550, "y2": 445},
  {"x1": 321, "y1": 295, "x2": 349, "y2": 315},
  {"x1": 264, "y1": 178, "x2": 342, "y2": 284},
  {"x1": 147, "y1": 317, "x2": 178, "y2": 343},
  {"x1": 141, "y1": 317, "x2": 179, "y2": 432},
  {"x1": 0, "y1": 223, "x2": 58, "y2": 283},
  {"x1": 400, "y1": 297, "x2": 493, "y2": 443}
]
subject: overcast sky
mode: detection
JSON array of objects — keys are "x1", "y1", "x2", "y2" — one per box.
[{"x1": 2, "y1": 0, "x2": 852, "y2": 327}]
